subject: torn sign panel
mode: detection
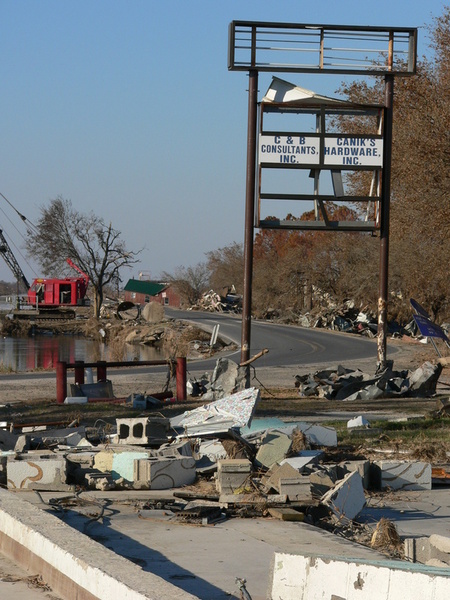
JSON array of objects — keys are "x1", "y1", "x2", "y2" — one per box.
[{"x1": 171, "y1": 387, "x2": 260, "y2": 436}]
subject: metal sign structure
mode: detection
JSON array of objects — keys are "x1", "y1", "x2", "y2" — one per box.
[
  {"x1": 228, "y1": 21, "x2": 417, "y2": 369},
  {"x1": 257, "y1": 83, "x2": 385, "y2": 232}
]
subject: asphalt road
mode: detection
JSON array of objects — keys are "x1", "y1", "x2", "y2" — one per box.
[
  {"x1": 0, "y1": 308, "x2": 385, "y2": 382},
  {"x1": 165, "y1": 307, "x2": 380, "y2": 368}
]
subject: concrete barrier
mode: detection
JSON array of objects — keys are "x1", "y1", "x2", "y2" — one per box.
[
  {"x1": 0, "y1": 488, "x2": 199, "y2": 600},
  {"x1": 270, "y1": 552, "x2": 450, "y2": 599}
]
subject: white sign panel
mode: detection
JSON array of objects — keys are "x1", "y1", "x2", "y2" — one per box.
[
  {"x1": 259, "y1": 135, "x2": 320, "y2": 166},
  {"x1": 324, "y1": 137, "x2": 383, "y2": 167},
  {"x1": 259, "y1": 135, "x2": 383, "y2": 167}
]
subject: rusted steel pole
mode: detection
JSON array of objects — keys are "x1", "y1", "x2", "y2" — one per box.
[
  {"x1": 74, "y1": 360, "x2": 85, "y2": 386},
  {"x1": 56, "y1": 361, "x2": 67, "y2": 404},
  {"x1": 176, "y1": 357, "x2": 187, "y2": 402},
  {"x1": 97, "y1": 361, "x2": 107, "y2": 382},
  {"x1": 377, "y1": 73, "x2": 395, "y2": 370},
  {"x1": 241, "y1": 68, "x2": 259, "y2": 364}
]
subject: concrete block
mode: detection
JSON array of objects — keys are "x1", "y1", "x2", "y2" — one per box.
[
  {"x1": 216, "y1": 459, "x2": 252, "y2": 494},
  {"x1": 405, "y1": 535, "x2": 450, "y2": 566},
  {"x1": 280, "y1": 451, "x2": 323, "y2": 473},
  {"x1": 255, "y1": 430, "x2": 292, "y2": 469},
  {"x1": 278, "y1": 478, "x2": 312, "y2": 502},
  {"x1": 7, "y1": 454, "x2": 72, "y2": 491},
  {"x1": 321, "y1": 471, "x2": 366, "y2": 523},
  {"x1": 156, "y1": 439, "x2": 193, "y2": 458},
  {"x1": 117, "y1": 416, "x2": 170, "y2": 446},
  {"x1": 373, "y1": 460, "x2": 432, "y2": 491},
  {"x1": 270, "y1": 552, "x2": 450, "y2": 600},
  {"x1": 134, "y1": 456, "x2": 196, "y2": 489},
  {"x1": 309, "y1": 466, "x2": 339, "y2": 498},
  {"x1": 265, "y1": 462, "x2": 300, "y2": 492},
  {"x1": 268, "y1": 507, "x2": 304, "y2": 521},
  {"x1": 347, "y1": 415, "x2": 370, "y2": 428},
  {"x1": 429, "y1": 534, "x2": 450, "y2": 554},
  {"x1": 340, "y1": 459, "x2": 371, "y2": 489}
]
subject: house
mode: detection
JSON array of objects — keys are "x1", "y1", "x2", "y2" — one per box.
[{"x1": 123, "y1": 279, "x2": 181, "y2": 307}]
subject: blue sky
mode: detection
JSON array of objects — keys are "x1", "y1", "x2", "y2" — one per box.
[{"x1": 0, "y1": 0, "x2": 445, "y2": 284}]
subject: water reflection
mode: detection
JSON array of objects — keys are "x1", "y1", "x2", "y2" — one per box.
[{"x1": 0, "y1": 335, "x2": 165, "y2": 372}]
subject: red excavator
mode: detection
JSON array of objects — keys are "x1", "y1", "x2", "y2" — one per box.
[
  {"x1": 0, "y1": 229, "x2": 89, "y2": 317},
  {"x1": 27, "y1": 258, "x2": 89, "y2": 309}
]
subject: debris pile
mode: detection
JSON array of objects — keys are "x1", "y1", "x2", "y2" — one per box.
[
  {"x1": 2, "y1": 381, "x2": 447, "y2": 561},
  {"x1": 191, "y1": 289, "x2": 242, "y2": 313},
  {"x1": 295, "y1": 361, "x2": 443, "y2": 400}
]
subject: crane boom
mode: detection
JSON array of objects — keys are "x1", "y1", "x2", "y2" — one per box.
[{"x1": 0, "y1": 229, "x2": 30, "y2": 291}]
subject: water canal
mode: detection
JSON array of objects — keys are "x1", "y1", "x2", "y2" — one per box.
[{"x1": 0, "y1": 335, "x2": 164, "y2": 372}]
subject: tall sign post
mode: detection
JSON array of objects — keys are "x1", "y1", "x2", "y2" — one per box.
[{"x1": 228, "y1": 22, "x2": 417, "y2": 369}]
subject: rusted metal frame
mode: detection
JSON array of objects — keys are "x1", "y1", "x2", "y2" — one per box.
[
  {"x1": 259, "y1": 220, "x2": 377, "y2": 232},
  {"x1": 366, "y1": 109, "x2": 384, "y2": 222},
  {"x1": 241, "y1": 68, "x2": 259, "y2": 364},
  {"x1": 228, "y1": 21, "x2": 416, "y2": 75},
  {"x1": 319, "y1": 29, "x2": 325, "y2": 69},
  {"x1": 56, "y1": 358, "x2": 187, "y2": 404},
  {"x1": 260, "y1": 193, "x2": 380, "y2": 201},
  {"x1": 313, "y1": 112, "x2": 321, "y2": 220},
  {"x1": 377, "y1": 73, "x2": 394, "y2": 370}
]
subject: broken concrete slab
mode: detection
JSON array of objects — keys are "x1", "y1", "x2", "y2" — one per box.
[
  {"x1": 309, "y1": 466, "x2": 340, "y2": 499},
  {"x1": 7, "y1": 453, "x2": 73, "y2": 491},
  {"x1": 25, "y1": 426, "x2": 88, "y2": 449},
  {"x1": 347, "y1": 415, "x2": 370, "y2": 429},
  {"x1": 373, "y1": 460, "x2": 432, "y2": 491},
  {"x1": 264, "y1": 462, "x2": 303, "y2": 493},
  {"x1": 406, "y1": 361, "x2": 443, "y2": 396},
  {"x1": 201, "y1": 358, "x2": 248, "y2": 401},
  {"x1": 254, "y1": 430, "x2": 292, "y2": 470},
  {"x1": 156, "y1": 439, "x2": 193, "y2": 458},
  {"x1": 171, "y1": 387, "x2": 260, "y2": 436},
  {"x1": 340, "y1": 459, "x2": 371, "y2": 490},
  {"x1": 93, "y1": 446, "x2": 152, "y2": 480},
  {"x1": 280, "y1": 451, "x2": 323, "y2": 473},
  {"x1": 268, "y1": 507, "x2": 305, "y2": 521},
  {"x1": 270, "y1": 552, "x2": 450, "y2": 600},
  {"x1": 289, "y1": 423, "x2": 337, "y2": 447},
  {"x1": 134, "y1": 456, "x2": 196, "y2": 490},
  {"x1": 405, "y1": 535, "x2": 450, "y2": 566},
  {"x1": 294, "y1": 360, "x2": 443, "y2": 401},
  {"x1": 321, "y1": 471, "x2": 366, "y2": 523}
]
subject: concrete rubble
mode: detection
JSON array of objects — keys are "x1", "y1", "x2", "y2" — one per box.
[
  {"x1": 1, "y1": 362, "x2": 449, "y2": 600},
  {"x1": 1, "y1": 384, "x2": 445, "y2": 542},
  {"x1": 295, "y1": 361, "x2": 443, "y2": 400}
]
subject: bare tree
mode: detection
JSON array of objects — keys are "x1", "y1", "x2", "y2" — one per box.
[
  {"x1": 161, "y1": 263, "x2": 210, "y2": 307},
  {"x1": 25, "y1": 196, "x2": 141, "y2": 317}
]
